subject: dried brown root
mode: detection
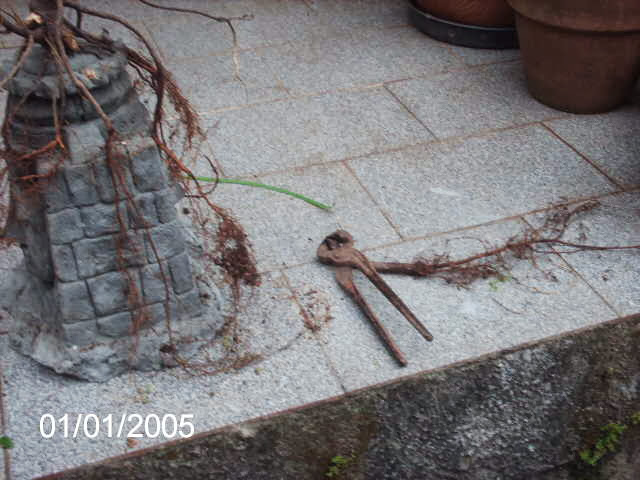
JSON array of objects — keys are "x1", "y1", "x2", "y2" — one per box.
[
  {"x1": 211, "y1": 207, "x2": 261, "y2": 292},
  {"x1": 375, "y1": 200, "x2": 639, "y2": 288}
]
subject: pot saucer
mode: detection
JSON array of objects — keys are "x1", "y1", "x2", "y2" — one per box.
[{"x1": 409, "y1": 0, "x2": 519, "y2": 49}]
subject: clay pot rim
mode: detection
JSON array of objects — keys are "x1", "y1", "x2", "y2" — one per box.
[{"x1": 507, "y1": 0, "x2": 640, "y2": 33}]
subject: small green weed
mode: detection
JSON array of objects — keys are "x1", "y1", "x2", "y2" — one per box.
[
  {"x1": 579, "y1": 422, "x2": 628, "y2": 466},
  {"x1": 135, "y1": 384, "x2": 155, "y2": 404},
  {"x1": 222, "y1": 335, "x2": 234, "y2": 351},
  {"x1": 190, "y1": 176, "x2": 332, "y2": 211},
  {"x1": 488, "y1": 273, "x2": 512, "y2": 291},
  {"x1": 0, "y1": 436, "x2": 13, "y2": 449},
  {"x1": 326, "y1": 454, "x2": 355, "y2": 478}
]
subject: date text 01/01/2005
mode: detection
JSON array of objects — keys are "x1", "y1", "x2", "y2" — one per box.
[{"x1": 39, "y1": 413, "x2": 195, "y2": 439}]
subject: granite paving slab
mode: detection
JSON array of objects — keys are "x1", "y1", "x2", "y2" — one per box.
[
  {"x1": 78, "y1": 0, "x2": 152, "y2": 20},
  {"x1": 8, "y1": 0, "x2": 312, "y2": 52},
  {"x1": 387, "y1": 61, "x2": 565, "y2": 139},
  {"x1": 349, "y1": 124, "x2": 616, "y2": 239},
  {"x1": 70, "y1": 14, "x2": 152, "y2": 55},
  {"x1": 143, "y1": 0, "x2": 313, "y2": 57},
  {"x1": 526, "y1": 190, "x2": 640, "y2": 317},
  {"x1": 208, "y1": 162, "x2": 400, "y2": 272},
  {"x1": 261, "y1": 26, "x2": 462, "y2": 96},
  {"x1": 229, "y1": 0, "x2": 333, "y2": 51},
  {"x1": 0, "y1": 245, "x2": 21, "y2": 272},
  {"x1": 226, "y1": 0, "x2": 410, "y2": 47},
  {"x1": 0, "y1": 48, "x2": 17, "y2": 64},
  {"x1": 143, "y1": 13, "x2": 237, "y2": 60},
  {"x1": 83, "y1": 0, "x2": 271, "y2": 26},
  {"x1": 167, "y1": 49, "x2": 290, "y2": 113},
  {"x1": 205, "y1": 87, "x2": 434, "y2": 177},
  {"x1": 1, "y1": 271, "x2": 343, "y2": 480},
  {"x1": 303, "y1": 0, "x2": 408, "y2": 30},
  {"x1": 544, "y1": 103, "x2": 640, "y2": 188},
  {"x1": 448, "y1": 45, "x2": 521, "y2": 67},
  {"x1": 195, "y1": 81, "x2": 291, "y2": 113},
  {"x1": 284, "y1": 218, "x2": 616, "y2": 391},
  {"x1": 0, "y1": 36, "x2": 21, "y2": 49}
]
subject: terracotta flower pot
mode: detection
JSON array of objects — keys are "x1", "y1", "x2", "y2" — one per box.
[
  {"x1": 415, "y1": 0, "x2": 514, "y2": 27},
  {"x1": 508, "y1": 0, "x2": 640, "y2": 113}
]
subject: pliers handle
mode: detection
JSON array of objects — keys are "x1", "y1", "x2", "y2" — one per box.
[{"x1": 317, "y1": 230, "x2": 433, "y2": 366}]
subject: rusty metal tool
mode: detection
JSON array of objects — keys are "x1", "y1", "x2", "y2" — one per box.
[{"x1": 317, "y1": 230, "x2": 433, "y2": 367}]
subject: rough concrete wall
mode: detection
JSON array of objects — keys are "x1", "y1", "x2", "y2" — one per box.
[{"x1": 42, "y1": 314, "x2": 640, "y2": 480}]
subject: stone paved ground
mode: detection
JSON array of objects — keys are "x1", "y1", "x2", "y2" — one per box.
[{"x1": 0, "y1": 1, "x2": 638, "y2": 478}]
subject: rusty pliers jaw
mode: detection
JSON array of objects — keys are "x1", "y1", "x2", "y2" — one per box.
[
  {"x1": 322, "y1": 230, "x2": 354, "y2": 250},
  {"x1": 317, "y1": 230, "x2": 434, "y2": 367},
  {"x1": 317, "y1": 230, "x2": 358, "y2": 267}
]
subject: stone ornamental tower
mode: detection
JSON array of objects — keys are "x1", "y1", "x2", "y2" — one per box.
[{"x1": 1, "y1": 44, "x2": 222, "y2": 381}]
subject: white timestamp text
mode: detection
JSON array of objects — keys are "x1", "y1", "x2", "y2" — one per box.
[{"x1": 39, "y1": 413, "x2": 195, "y2": 439}]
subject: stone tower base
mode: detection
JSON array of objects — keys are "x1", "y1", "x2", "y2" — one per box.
[
  {"x1": 0, "y1": 44, "x2": 227, "y2": 381},
  {"x1": 3, "y1": 228, "x2": 225, "y2": 382}
]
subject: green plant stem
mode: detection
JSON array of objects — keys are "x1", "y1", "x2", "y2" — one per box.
[{"x1": 190, "y1": 176, "x2": 332, "y2": 210}]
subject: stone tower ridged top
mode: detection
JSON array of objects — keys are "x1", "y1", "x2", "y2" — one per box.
[
  {"x1": 1, "y1": 42, "x2": 128, "y2": 99},
  {"x1": 4, "y1": 42, "x2": 147, "y2": 149}
]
